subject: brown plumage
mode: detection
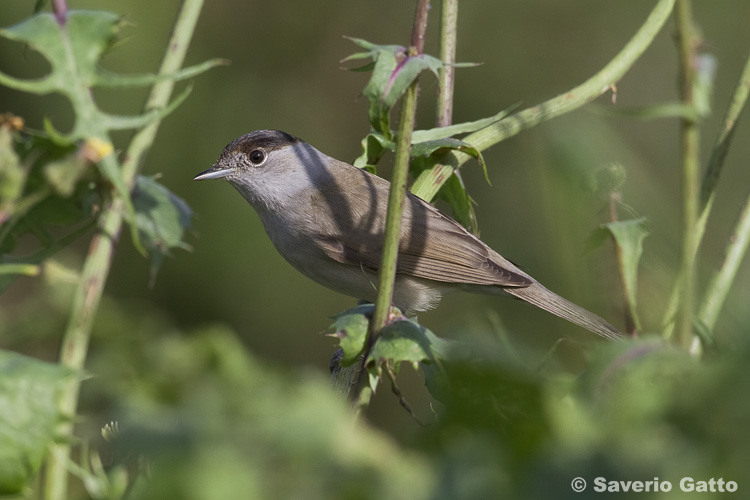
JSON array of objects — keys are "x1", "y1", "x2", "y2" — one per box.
[{"x1": 195, "y1": 130, "x2": 621, "y2": 341}]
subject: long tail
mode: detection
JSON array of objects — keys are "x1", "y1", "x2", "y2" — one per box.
[{"x1": 505, "y1": 283, "x2": 622, "y2": 341}]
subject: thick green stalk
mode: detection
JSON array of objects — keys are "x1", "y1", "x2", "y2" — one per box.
[
  {"x1": 411, "y1": 0, "x2": 676, "y2": 203},
  {"x1": 350, "y1": 0, "x2": 430, "y2": 407},
  {"x1": 370, "y1": 84, "x2": 420, "y2": 334},
  {"x1": 673, "y1": 0, "x2": 700, "y2": 349},
  {"x1": 369, "y1": 0, "x2": 430, "y2": 339},
  {"x1": 44, "y1": 1, "x2": 206, "y2": 498},
  {"x1": 662, "y1": 50, "x2": 750, "y2": 336}
]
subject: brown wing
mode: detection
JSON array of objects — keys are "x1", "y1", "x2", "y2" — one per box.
[
  {"x1": 395, "y1": 192, "x2": 531, "y2": 287},
  {"x1": 310, "y1": 165, "x2": 530, "y2": 288}
]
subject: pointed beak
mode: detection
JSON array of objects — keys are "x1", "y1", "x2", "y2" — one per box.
[{"x1": 194, "y1": 165, "x2": 233, "y2": 181}]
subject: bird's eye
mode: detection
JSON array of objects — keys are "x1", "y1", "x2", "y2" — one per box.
[{"x1": 249, "y1": 149, "x2": 266, "y2": 165}]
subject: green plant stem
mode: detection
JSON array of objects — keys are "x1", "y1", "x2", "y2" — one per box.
[
  {"x1": 410, "y1": 0, "x2": 676, "y2": 203},
  {"x1": 437, "y1": 0, "x2": 458, "y2": 127},
  {"x1": 350, "y1": 0, "x2": 430, "y2": 408},
  {"x1": 697, "y1": 193, "x2": 750, "y2": 331},
  {"x1": 370, "y1": 84, "x2": 420, "y2": 336},
  {"x1": 43, "y1": 2, "x2": 206, "y2": 499},
  {"x1": 369, "y1": 0, "x2": 428, "y2": 356},
  {"x1": 662, "y1": 50, "x2": 750, "y2": 337},
  {"x1": 673, "y1": 0, "x2": 700, "y2": 349}
]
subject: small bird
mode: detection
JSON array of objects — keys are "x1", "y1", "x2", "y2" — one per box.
[{"x1": 195, "y1": 130, "x2": 621, "y2": 341}]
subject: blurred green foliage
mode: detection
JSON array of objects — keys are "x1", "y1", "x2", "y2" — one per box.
[
  {"x1": 0, "y1": 351, "x2": 73, "y2": 494},
  {"x1": 1, "y1": 1, "x2": 750, "y2": 498},
  {"x1": 4, "y1": 289, "x2": 750, "y2": 498}
]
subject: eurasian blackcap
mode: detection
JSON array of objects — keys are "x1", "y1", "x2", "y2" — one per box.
[{"x1": 195, "y1": 130, "x2": 621, "y2": 341}]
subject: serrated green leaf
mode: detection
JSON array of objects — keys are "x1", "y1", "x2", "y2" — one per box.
[
  {"x1": 328, "y1": 304, "x2": 373, "y2": 365},
  {"x1": 411, "y1": 138, "x2": 489, "y2": 184},
  {"x1": 381, "y1": 53, "x2": 444, "y2": 111},
  {"x1": 347, "y1": 37, "x2": 447, "y2": 137},
  {"x1": 1, "y1": 11, "x2": 219, "y2": 257},
  {"x1": 590, "y1": 217, "x2": 649, "y2": 330},
  {"x1": 343, "y1": 36, "x2": 389, "y2": 52},
  {"x1": 409, "y1": 154, "x2": 480, "y2": 231},
  {"x1": 352, "y1": 133, "x2": 392, "y2": 171},
  {"x1": 131, "y1": 176, "x2": 192, "y2": 284},
  {"x1": 0, "y1": 350, "x2": 74, "y2": 495},
  {"x1": 0, "y1": 12, "x2": 120, "y2": 100},
  {"x1": 362, "y1": 45, "x2": 403, "y2": 137},
  {"x1": 340, "y1": 51, "x2": 375, "y2": 63},
  {"x1": 366, "y1": 319, "x2": 453, "y2": 376}
]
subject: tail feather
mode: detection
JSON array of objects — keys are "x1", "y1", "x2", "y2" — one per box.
[{"x1": 505, "y1": 284, "x2": 622, "y2": 341}]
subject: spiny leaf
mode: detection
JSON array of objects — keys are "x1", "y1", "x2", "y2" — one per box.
[
  {"x1": 381, "y1": 53, "x2": 445, "y2": 110},
  {"x1": 366, "y1": 319, "x2": 453, "y2": 377},
  {"x1": 588, "y1": 217, "x2": 649, "y2": 330},
  {"x1": 328, "y1": 304, "x2": 373, "y2": 366},
  {"x1": 330, "y1": 304, "x2": 375, "y2": 359},
  {"x1": 1, "y1": 11, "x2": 218, "y2": 255},
  {"x1": 345, "y1": 37, "x2": 451, "y2": 137},
  {"x1": 352, "y1": 132, "x2": 484, "y2": 232},
  {"x1": 411, "y1": 138, "x2": 489, "y2": 184},
  {"x1": 353, "y1": 133, "x2": 391, "y2": 171},
  {"x1": 0, "y1": 12, "x2": 121, "y2": 101},
  {"x1": 131, "y1": 176, "x2": 192, "y2": 285}
]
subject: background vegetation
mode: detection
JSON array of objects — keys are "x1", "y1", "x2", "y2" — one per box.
[{"x1": 1, "y1": 0, "x2": 749, "y2": 498}]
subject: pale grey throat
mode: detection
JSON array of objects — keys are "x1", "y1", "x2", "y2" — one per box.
[{"x1": 195, "y1": 130, "x2": 622, "y2": 341}]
